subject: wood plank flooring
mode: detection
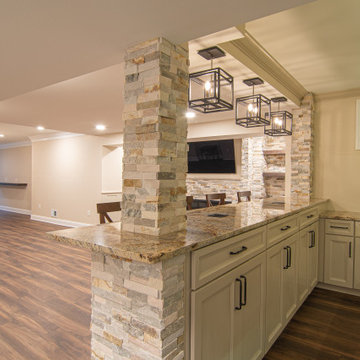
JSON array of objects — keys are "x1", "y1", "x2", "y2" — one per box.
[
  {"x1": 1, "y1": 211, "x2": 360, "y2": 359},
  {"x1": 0, "y1": 211, "x2": 91, "y2": 360},
  {"x1": 265, "y1": 288, "x2": 360, "y2": 360}
]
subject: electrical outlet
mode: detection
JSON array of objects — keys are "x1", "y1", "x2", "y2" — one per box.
[
  {"x1": 38, "y1": 203, "x2": 42, "y2": 209},
  {"x1": 87, "y1": 210, "x2": 91, "y2": 216},
  {"x1": 51, "y1": 209, "x2": 57, "y2": 217}
]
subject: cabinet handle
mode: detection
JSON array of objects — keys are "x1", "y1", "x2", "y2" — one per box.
[
  {"x1": 307, "y1": 214, "x2": 314, "y2": 219},
  {"x1": 281, "y1": 225, "x2": 291, "y2": 231},
  {"x1": 288, "y1": 246, "x2": 292, "y2": 268},
  {"x1": 349, "y1": 242, "x2": 352, "y2": 258},
  {"x1": 235, "y1": 278, "x2": 243, "y2": 310},
  {"x1": 313, "y1": 231, "x2": 316, "y2": 248},
  {"x1": 230, "y1": 246, "x2": 248, "y2": 255},
  {"x1": 283, "y1": 247, "x2": 289, "y2": 269},
  {"x1": 330, "y1": 225, "x2": 348, "y2": 230},
  {"x1": 240, "y1": 275, "x2": 247, "y2": 306},
  {"x1": 309, "y1": 230, "x2": 315, "y2": 248}
]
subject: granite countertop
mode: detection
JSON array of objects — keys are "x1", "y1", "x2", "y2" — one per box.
[
  {"x1": 48, "y1": 198, "x2": 328, "y2": 264},
  {"x1": 320, "y1": 210, "x2": 360, "y2": 221}
]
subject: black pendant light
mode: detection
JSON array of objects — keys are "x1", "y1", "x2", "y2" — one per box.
[
  {"x1": 235, "y1": 77, "x2": 271, "y2": 128},
  {"x1": 189, "y1": 46, "x2": 234, "y2": 113},
  {"x1": 264, "y1": 97, "x2": 293, "y2": 136}
]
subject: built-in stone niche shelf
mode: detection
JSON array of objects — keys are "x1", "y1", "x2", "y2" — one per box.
[
  {"x1": 0, "y1": 182, "x2": 28, "y2": 187},
  {"x1": 263, "y1": 172, "x2": 285, "y2": 178},
  {"x1": 263, "y1": 149, "x2": 285, "y2": 155}
]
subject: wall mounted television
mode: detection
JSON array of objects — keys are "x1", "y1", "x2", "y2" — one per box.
[{"x1": 188, "y1": 139, "x2": 236, "y2": 174}]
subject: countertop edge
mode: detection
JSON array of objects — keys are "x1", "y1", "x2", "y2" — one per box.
[{"x1": 47, "y1": 199, "x2": 329, "y2": 264}]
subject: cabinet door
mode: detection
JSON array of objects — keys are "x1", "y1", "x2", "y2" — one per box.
[
  {"x1": 282, "y1": 234, "x2": 298, "y2": 325},
  {"x1": 191, "y1": 268, "x2": 236, "y2": 360},
  {"x1": 265, "y1": 241, "x2": 285, "y2": 350},
  {"x1": 297, "y1": 228, "x2": 309, "y2": 305},
  {"x1": 233, "y1": 253, "x2": 266, "y2": 360},
  {"x1": 324, "y1": 234, "x2": 354, "y2": 288},
  {"x1": 308, "y1": 221, "x2": 319, "y2": 290},
  {"x1": 354, "y1": 238, "x2": 360, "y2": 290}
]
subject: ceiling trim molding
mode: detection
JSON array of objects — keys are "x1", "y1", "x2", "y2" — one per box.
[
  {"x1": 29, "y1": 132, "x2": 84, "y2": 143},
  {"x1": 0, "y1": 141, "x2": 31, "y2": 149},
  {"x1": 315, "y1": 88, "x2": 360, "y2": 101},
  {"x1": 220, "y1": 27, "x2": 307, "y2": 106}
]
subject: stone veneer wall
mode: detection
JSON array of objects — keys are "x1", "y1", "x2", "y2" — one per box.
[
  {"x1": 186, "y1": 137, "x2": 267, "y2": 202},
  {"x1": 291, "y1": 93, "x2": 314, "y2": 201},
  {"x1": 121, "y1": 38, "x2": 189, "y2": 235},
  {"x1": 91, "y1": 253, "x2": 185, "y2": 360},
  {"x1": 186, "y1": 135, "x2": 289, "y2": 201},
  {"x1": 241, "y1": 137, "x2": 266, "y2": 199},
  {"x1": 186, "y1": 178, "x2": 246, "y2": 203},
  {"x1": 263, "y1": 136, "x2": 286, "y2": 198}
]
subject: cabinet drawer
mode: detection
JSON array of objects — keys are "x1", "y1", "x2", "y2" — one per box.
[
  {"x1": 267, "y1": 215, "x2": 299, "y2": 248},
  {"x1": 325, "y1": 219, "x2": 354, "y2": 236},
  {"x1": 191, "y1": 226, "x2": 266, "y2": 290},
  {"x1": 356, "y1": 222, "x2": 360, "y2": 237},
  {"x1": 299, "y1": 207, "x2": 319, "y2": 229}
]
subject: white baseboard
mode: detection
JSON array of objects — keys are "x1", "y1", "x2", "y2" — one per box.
[
  {"x1": 30, "y1": 214, "x2": 90, "y2": 228},
  {"x1": 317, "y1": 282, "x2": 360, "y2": 297},
  {"x1": 0, "y1": 205, "x2": 31, "y2": 215}
]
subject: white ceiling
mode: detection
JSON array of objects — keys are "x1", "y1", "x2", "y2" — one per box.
[
  {"x1": 0, "y1": 0, "x2": 312, "y2": 139},
  {"x1": 0, "y1": 0, "x2": 310, "y2": 101},
  {"x1": 0, "y1": 123, "x2": 56, "y2": 146},
  {"x1": 0, "y1": 64, "x2": 124, "y2": 135},
  {"x1": 246, "y1": 0, "x2": 360, "y2": 94}
]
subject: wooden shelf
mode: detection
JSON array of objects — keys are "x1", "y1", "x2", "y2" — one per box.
[
  {"x1": 263, "y1": 150, "x2": 285, "y2": 155},
  {"x1": 0, "y1": 182, "x2": 28, "y2": 187},
  {"x1": 263, "y1": 172, "x2": 285, "y2": 178}
]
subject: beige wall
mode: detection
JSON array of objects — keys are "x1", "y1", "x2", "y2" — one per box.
[
  {"x1": 31, "y1": 134, "x2": 123, "y2": 225},
  {"x1": 0, "y1": 145, "x2": 32, "y2": 212},
  {"x1": 313, "y1": 92, "x2": 360, "y2": 211}
]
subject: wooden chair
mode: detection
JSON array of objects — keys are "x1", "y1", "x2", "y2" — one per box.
[
  {"x1": 237, "y1": 191, "x2": 251, "y2": 203},
  {"x1": 96, "y1": 202, "x2": 121, "y2": 224},
  {"x1": 206, "y1": 193, "x2": 226, "y2": 207},
  {"x1": 186, "y1": 196, "x2": 194, "y2": 210}
]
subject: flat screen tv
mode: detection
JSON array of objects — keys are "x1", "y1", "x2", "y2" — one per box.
[{"x1": 188, "y1": 139, "x2": 236, "y2": 174}]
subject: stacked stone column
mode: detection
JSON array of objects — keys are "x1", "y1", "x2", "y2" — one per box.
[
  {"x1": 121, "y1": 38, "x2": 189, "y2": 236},
  {"x1": 291, "y1": 93, "x2": 314, "y2": 201},
  {"x1": 91, "y1": 253, "x2": 185, "y2": 360}
]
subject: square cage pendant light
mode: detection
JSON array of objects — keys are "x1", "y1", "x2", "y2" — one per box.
[
  {"x1": 264, "y1": 97, "x2": 293, "y2": 136},
  {"x1": 235, "y1": 77, "x2": 271, "y2": 128},
  {"x1": 189, "y1": 46, "x2": 234, "y2": 114}
]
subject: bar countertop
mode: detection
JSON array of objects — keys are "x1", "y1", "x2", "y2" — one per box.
[{"x1": 48, "y1": 197, "x2": 328, "y2": 264}]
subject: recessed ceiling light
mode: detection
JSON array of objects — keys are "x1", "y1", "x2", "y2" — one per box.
[
  {"x1": 0, "y1": 134, "x2": 4, "y2": 138},
  {"x1": 37, "y1": 126, "x2": 45, "y2": 131},
  {"x1": 185, "y1": 111, "x2": 196, "y2": 119},
  {"x1": 96, "y1": 124, "x2": 106, "y2": 131}
]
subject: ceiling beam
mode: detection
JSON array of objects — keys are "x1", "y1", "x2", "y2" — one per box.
[{"x1": 220, "y1": 26, "x2": 307, "y2": 106}]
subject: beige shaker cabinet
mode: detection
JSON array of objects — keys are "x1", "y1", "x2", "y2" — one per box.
[
  {"x1": 324, "y1": 219, "x2": 354, "y2": 289},
  {"x1": 297, "y1": 227, "x2": 309, "y2": 304},
  {"x1": 265, "y1": 233, "x2": 298, "y2": 351},
  {"x1": 354, "y1": 237, "x2": 360, "y2": 290},
  {"x1": 308, "y1": 221, "x2": 319, "y2": 291},
  {"x1": 191, "y1": 252, "x2": 266, "y2": 360},
  {"x1": 324, "y1": 234, "x2": 354, "y2": 288},
  {"x1": 297, "y1": 221, "x2": 319, "y2": 306}
]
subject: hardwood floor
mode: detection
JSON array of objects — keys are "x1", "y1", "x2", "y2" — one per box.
[
  {"x1": 265, "y1": 288, "x2": 360, "y2": 360},
  {"x1": 1, "y1": 211, "x2": 360, "y2": 360},
  {"x1": 0, "y1": 211, "x2": 91, "y2": 360}
]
